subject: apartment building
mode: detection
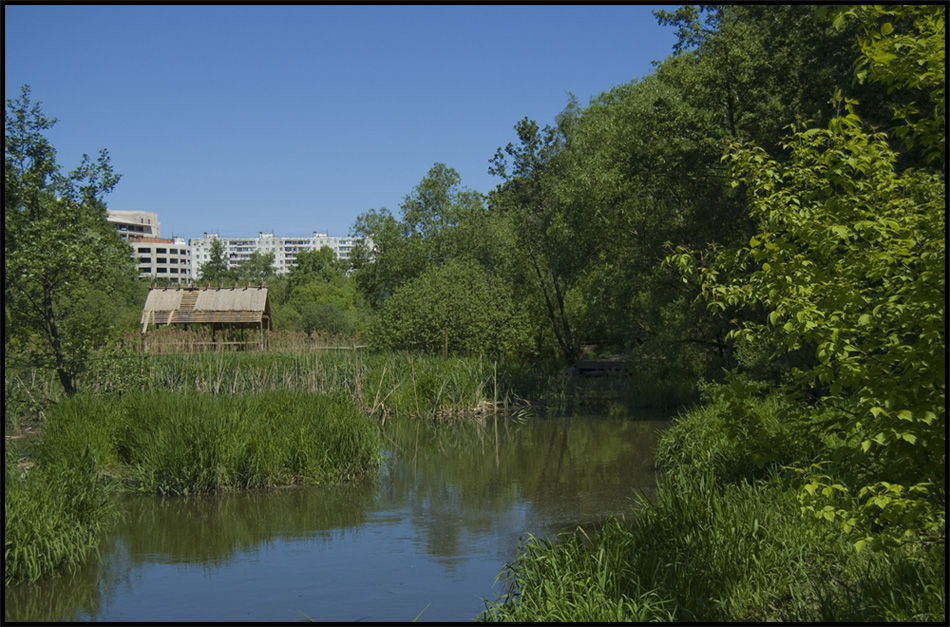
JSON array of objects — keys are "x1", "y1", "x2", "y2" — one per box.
[
  {"x1": 106, "y1": 210, "x2": 360, "y2": 282},
  {"x1": 128, "y1": 236, "x2": 192, "y2": 284},
  {"x1": 188, "y1": 231, "x2": 362, "y2": 280}
]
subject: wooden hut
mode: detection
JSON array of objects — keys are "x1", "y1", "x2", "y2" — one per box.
[{"x1": 141, "y1": 286, "x2": 272, "y2": 350}]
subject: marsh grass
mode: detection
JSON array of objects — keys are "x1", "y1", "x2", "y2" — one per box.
[
  {"x1": 38, "y1": 391, "x2": 383, "y2": 496},
  {"x1": 7, "y1": 349, "x2": 689, "y2": 429},
  {"x1": 4, "y1": 444, "x2": 113, "y2": 585},
  {"x1": 73, "y1": 351, "x2": 529, "y2": 418},
  {"x1": 481, "y1": 519, "x2": 675, "y2": 622}
]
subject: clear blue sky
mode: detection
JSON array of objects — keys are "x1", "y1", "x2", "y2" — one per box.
[{"x1": 5, "y1": 4, "x2": 679, "y2": 240}]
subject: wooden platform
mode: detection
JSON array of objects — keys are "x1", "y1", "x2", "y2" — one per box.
[{"x1": 570, "y1": 360, "x2": 626, "y2": 377}]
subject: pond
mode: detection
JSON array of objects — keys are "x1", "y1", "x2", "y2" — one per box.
[{"x1": 4, "y1": 412, "x2": 668, "y2": 622}]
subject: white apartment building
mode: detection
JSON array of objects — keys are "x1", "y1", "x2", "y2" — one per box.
[
  {"x1": 128, "y1": 236, "x2": 192, "y2": 284},
  {"x1": 107, "y1": 210, "x2": 192, "y2": 284},
  {"x1": 188, "y1": 231, "x2": 362, "y2": 280}
]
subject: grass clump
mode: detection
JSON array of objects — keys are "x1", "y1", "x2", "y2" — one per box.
[
  {"x1": 480, "y1": 519, "x2": 674, "y2": 622},
  {"x1": 4, "y1": 445, "x2": 113, "y2": 585},
  {"x1": 39, "y1": 391, "x2": 383, "y2": 496}
]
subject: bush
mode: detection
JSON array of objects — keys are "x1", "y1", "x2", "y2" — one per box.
[{"x1": 369, "y1": 259, "x2": 532, "y2": 356}]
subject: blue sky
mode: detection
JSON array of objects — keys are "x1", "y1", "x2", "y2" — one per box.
[{"x1": 5, "y1": 4, "x2": 679, "y2": 240}]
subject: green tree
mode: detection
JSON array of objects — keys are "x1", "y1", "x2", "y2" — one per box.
[
  {"x1": 489, "y1": 115, "x2": 582, "y2": 364},
  {"x1": 5, "y1": 86, "x2": 138, "y2": 395},
  {"x1": 349, "y1": 163, "x2": 487, "y2": 309},
  {"x1": 288, "y1": 279, "x2": 364, "y2": 339},
  {"x1": 369, "y1": 259, "x2": 530, "y2": 356},
  {"x1": 827, "y1": 5, "x2": 945, "y2": 168},
  {"x1": 288, "y1": 246, "x2": 346, "y2": 293},
  {"x1": 350, "y1": 207, "x2": 426, "y2": 308},
  {"x1": 232, "y1": 250, "x2": 276, "y2": 285},
  {"x1": 197, "y1": 238, "x2": 230, "y2": 284},
  {"x1": 670, "y1": 95, "x2": 945, "y2": 549}
]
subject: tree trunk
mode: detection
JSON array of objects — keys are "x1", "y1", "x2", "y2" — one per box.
[{"x1": 43, "y1": 285, "x2": 77, "y2": 396}]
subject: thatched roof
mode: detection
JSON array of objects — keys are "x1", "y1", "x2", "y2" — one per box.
[{"x1": 142, "y1": 287, "x2": 271, "y2": 329}]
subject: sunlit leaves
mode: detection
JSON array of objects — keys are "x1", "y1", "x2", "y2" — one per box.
[{"x1": 698, "y1": 97, "x2": 945, "y2": 547}]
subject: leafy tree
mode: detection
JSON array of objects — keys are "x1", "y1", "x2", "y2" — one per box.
[
  {"x1": 664, "y1": 5, "x2": 946, "y2": 548},
  {"x1": 369, "y1": 259, "x2": 531, "y2": 356},
  {"x1": 654, "y1": 5, "x2": 880, "y2": 152},
  {"x1": 350, "y1": 207, "x2": 426, "y2": 308},
  {"x1": 489, "y1": 114, "x2": 582, "y2": 364},
  {"x1": 827, "y1": 5, "x2": 945, "y2": 168},
  {"x1": 400, "y1": 162, "x2": 485, "y2": 263},
  {"x1": 197, "y1": 238, "x2": 230, "y2": 284},
  {"x1": 670, "y1": 94, "x2": 945, "y2": 550},
  {"x1": 288, "y1": 246, "x2": 346, "y2": 293},
  {"x1": 232, "y1": 250, "x2": 276, "y2": 285},
  {"x1": 288, "y1": 279, "x2": 364, "y2": 339},
  {"x1": 5, "y1": 86, "x2": 138, "y2": 395},
  {"x1": 350, "y1": 163, "x2": 488, "y2": 309}
]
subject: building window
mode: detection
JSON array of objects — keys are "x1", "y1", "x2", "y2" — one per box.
[
  {"x1": 156, "y1": 248, "x2": 167, "y2": 254},
  {"x1": 157, "y1": 258, "x2": 167, "y2": 264},
  {"x1": 138, "y1": 247, "x2": 151, "y2": 253}
]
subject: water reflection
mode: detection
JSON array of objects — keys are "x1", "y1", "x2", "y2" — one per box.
[{"x1": 5, "y1": 413, "x2": 667, "y2": 622}]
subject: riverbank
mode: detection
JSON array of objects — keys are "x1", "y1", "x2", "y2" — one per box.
[{"x1": 479, "y1": 391, "x2": 945, "y2": 622}]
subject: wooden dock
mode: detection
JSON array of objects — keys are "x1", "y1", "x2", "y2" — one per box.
[{"x1": 570, "y1": 359, "x2": 626, "y2": 377}]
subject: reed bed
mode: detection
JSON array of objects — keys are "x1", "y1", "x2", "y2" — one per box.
[
  {"x1": 73, "y1": 351, "x2": 516, "y2": 419},
  {"x1": 7, "y1": 348, "x2": 689, "y2": 432},
  {"x1": 37, "y1": 391, "x2": 383, "y2": 496}
]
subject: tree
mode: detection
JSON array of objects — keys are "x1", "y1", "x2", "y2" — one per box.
[
  {"x1": 232, "y1": 250, "x2": 276, "y2": 285},
  {"x1": 828, "y1": 5, "x2": 945, "y2": 168},
  {"x1": 5, "y1": 86, "x2": 138, "y2": 395},
  {"x1": 197, "y1": 238, "x2": 230, "y2": 284},
  {"x1": 489, "y1": 115, "x2": 581, "y2": 364},
  {"x1": 670, "y1": 95, "x2": 945, "y2": 549},
  {"x1": 369, "y1": 259, "x2": 531, "y2": 356},
  {"x1": 349, "y1": 163, "x2": 487, "y2": 309},
  {"x1": 350, "y1": 206, "x2": 426, "y2": 308},
  {"x1": 288, "y1": 246, "x2": 346, "y2": 293}
]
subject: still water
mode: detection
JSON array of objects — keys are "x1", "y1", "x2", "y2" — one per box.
[{"x1": 5, "y1": 413, "x2": 668, "y2": 622}]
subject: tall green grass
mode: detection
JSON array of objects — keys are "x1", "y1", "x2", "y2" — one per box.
[
  {"x1": 5, "y1": 389, "x2": 383, "y2": 584},
  {"x1": 73, "y1": 351, "x2": 504, "y2": 418},
  {"x1": 38, "y1": 391, "x2": 383, "y2": 496},
  {"x1": 4, "y1": 445, "x2": 113, "y2": 585},
  {"x1": 481, "y1": 519, "x2": 675, "y2": 622}
]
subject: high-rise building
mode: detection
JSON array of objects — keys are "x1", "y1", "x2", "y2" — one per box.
[
  {"x1": 128, "y1": 236, "x2": 192, "y2": 284},
  {"x1": 188, "y1": 232, "x2": 362, "y2": 280},
  {"x1": 106, "y1": 211, "x2": 362, "y2": 282},
  {"x1": 107, "y1": 210, "x2": 192, "y2": 284}
]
